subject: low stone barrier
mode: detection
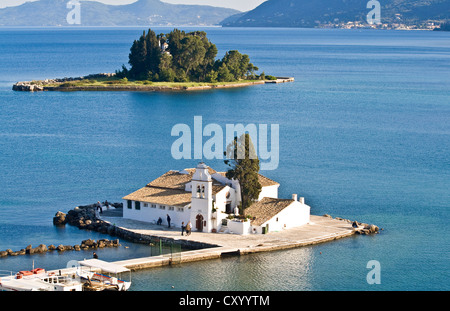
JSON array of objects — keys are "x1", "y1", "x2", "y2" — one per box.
[{"x1": 0, "y1": 238, "x2": 120, "y2": 258}]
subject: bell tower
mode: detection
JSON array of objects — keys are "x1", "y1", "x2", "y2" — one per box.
[{"x1": 190, "y1": 162, "x2": 213, "y2": 232}]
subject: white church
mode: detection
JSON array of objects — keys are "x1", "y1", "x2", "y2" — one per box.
[{"x1": 123, "y1": 162, "x2": 310, "y2": 235}]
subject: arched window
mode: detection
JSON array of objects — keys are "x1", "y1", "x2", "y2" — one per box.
[
  {"x1": 196, "y1": 185, "x2": 201, "y2": 198},
  {"x1": 201, "y1": 185, "x2": 205, "y2": 198}
]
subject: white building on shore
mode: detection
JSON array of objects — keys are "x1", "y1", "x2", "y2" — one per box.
[{"x1": 123, "y1": 162, "x2": 310, "y2": 235}]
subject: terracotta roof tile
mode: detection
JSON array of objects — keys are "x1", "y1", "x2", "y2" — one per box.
[
  {"x1": 216, "y1": 172, "x2": 279, "y2": 187},
  {"x1": 245, "y1": 197, "x2": 294, "y2": 226},
  {"x1": 124, "y1": 166, "x2": 277, "y2": 208},
  {"x1": 123, "y1": 186, "x2": 192, "y2": 207}
]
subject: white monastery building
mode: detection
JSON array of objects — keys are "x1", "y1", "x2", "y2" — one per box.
[{"x1": 123, "y1": 162, "x2": 310, "y2": 235}]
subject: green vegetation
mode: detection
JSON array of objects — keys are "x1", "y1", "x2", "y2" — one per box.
[
  {"x1": 224, "y1": 134, "x2": 262, "y2": 213},
  {"x1": 116, "y1": 28, "x2": 265, "y2": 83}
]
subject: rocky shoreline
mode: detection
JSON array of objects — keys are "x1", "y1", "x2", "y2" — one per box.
[{"x1": 322, "y1": 214, "x2": 380, "y2": 235}]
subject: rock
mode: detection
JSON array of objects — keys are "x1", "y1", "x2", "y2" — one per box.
[
  {"x1": 48, "y1": 245, "x2": 56, "y2": 251},
  {"x1": 97, "y1": 240, "x2": 106, "y2": 248},
  {"x1": 81, "y1": 239, "x2": 95, "y2": 247},
  {"x1": 33, "y1": 244, "x2": 48, "y2": 253},
  {"x1": 369, "y1": 224, "x2": 379, "y2": 233},
  {"x1": 53, "y1": 211, "x2": 67, "y2": 226},
  {"x1": 74, "y1": 245, "x2": 81, "y2": 251},
  {"x1": 25, "y1": 244, "x2": 33, "y2": 254},
  {"x1": 0, "y1": 251, "x2": 8, "y2": 257}
]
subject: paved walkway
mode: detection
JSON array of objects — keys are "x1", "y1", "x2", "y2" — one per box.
[
  {"x1": 51, "y1": 214, "x2": 356, "y2": 273},
  {"x1": 101, "y1": 214, "x2": 355, "y2": 252}
]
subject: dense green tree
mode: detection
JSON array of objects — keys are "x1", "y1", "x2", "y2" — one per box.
[
  {"x1": 120, "y1": 28, "x2": 264, "y2": 83},
  {"x1": 224, "y1": 134, "x2": 262, "y2": 213}
]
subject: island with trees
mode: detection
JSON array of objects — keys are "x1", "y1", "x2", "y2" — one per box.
[{"x1": 13, "y1": 28, "x2": 294, "y2": 92}]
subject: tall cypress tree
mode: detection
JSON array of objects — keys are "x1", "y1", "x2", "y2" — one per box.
[{"x1": 224, "y1": 134, "x2": 262, "y2": 213}]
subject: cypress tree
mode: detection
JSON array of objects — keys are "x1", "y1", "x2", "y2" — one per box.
[{"x1": 224, "y1": 134, "x2": 262, "y2": 213}]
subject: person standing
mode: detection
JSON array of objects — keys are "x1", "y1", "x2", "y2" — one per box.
[
  {"x1": 96, "y1": 201, "x2": 102, "y2": 214},
  {"x1": 181, "y1": 222, "x2": 185, "y2": 236},
  {"x1": 186, "y1": 221, "x2": 191, "y2": 236},
  {"x1": 167, "y1": 214, "x2": 171, "y2": 228}
]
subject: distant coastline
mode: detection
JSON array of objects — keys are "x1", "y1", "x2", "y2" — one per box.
[{"x1": 12, "y1": 73, "x2": 294, "y2": 92}]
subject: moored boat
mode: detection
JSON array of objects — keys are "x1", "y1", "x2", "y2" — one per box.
[
  {"x1": 0, "y1": 269, "x2": 83, "y2": 291},
  {"x1": 77, "y1": 259, "x2": 131, "y2": 291}
]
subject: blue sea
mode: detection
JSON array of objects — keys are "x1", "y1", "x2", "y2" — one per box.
[{"x1": 0, "y1": 27, "x2": 449, "y2": 291}]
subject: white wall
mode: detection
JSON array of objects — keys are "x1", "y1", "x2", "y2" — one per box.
[
  {"x1": 123, "y1": 200, "x2": 191, "y2": 228},
  {"x1": 258, "y1": 185, "x2": 279, "y2": 200},
  {"x1": 260, "y1": 201, "x2": 310, "y2": 233},
  {"x1": 227, "y1": 219, "x2": 251, "y2": 235}
]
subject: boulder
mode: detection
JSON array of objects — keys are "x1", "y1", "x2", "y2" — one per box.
[
  {"x1": 25, "y1": 244, "x2": 33, "y2": 254},
  {"x1": 81, "y1": 239, "x2": 96, "y2": 248},
  {"x1": 33, "y1": 244, "x2": 48, "y2": 253},
  {"x1": 369, "y1": 224, "x2": 379, "y2": 233},
  {"x1": 53, "y1": 211, "x2": 67, "y2": 226}
]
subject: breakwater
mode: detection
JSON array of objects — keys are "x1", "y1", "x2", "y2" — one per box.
[
  {"x1": 53, "y1": 204, "x2": 217, "y2": 251},
  {"x1": 0, "y1": 238, "x2": 120, "y2": 258}
]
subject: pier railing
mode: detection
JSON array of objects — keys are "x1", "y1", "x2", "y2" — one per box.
[{"x1": 149, "y1": 238, "x2": 182, "y2": 265}]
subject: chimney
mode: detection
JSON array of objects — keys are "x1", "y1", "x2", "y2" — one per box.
[
  {"x1": 292, "y1": 194, "x2": 297, "y2": 201},
  {"x1": 299, "y1": 197, "x2": 305, "y2": 204}
]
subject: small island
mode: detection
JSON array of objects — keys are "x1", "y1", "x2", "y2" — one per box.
[{"x1": 13, "y1": 28, "x2": 294, "y2": 92}]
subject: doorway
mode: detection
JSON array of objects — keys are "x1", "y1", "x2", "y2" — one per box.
[{"x1": 196, "y1": 214, "x2": 204, "y2": 231}]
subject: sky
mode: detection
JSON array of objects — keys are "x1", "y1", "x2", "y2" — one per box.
[{"x1": 0, "y1": 0, "x2": 267, "y2": 12}]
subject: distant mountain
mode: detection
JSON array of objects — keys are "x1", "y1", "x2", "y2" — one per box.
[
  {"x1": 221, "y1": 0, "x2": 450, "y2": 27},
  {"x1": 0, "y1": 0, "x2": 239, "y2": 26}
]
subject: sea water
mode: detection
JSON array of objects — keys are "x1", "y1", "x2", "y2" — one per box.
[{"x1": 0, "y1": 27, "x2": 449, "y2": 291}]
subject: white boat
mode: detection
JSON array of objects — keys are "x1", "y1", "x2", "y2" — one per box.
[
  {"x1": 0, "y1": 269, "x2": 83, "y2": 291},
  {"x1": 77, "y1": 259, "x2": 131, "y2": 291}
]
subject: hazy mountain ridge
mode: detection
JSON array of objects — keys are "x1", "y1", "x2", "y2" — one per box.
[
  {"x1": 0, "y1": 0, "x2": 239, "y2": 26},
  {"x1": 221, "y1": 0, "x2": 450, "y2": 28}
]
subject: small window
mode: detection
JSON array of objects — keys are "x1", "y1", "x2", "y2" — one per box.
[
  {"x1": 160, "y1": 205, "x2": 165, "y2": 210},
  {"x1": 127, "y1": 200, "x2": 132, "y2": 209},
  {"x1": 143, "y1": 203, "x2": 148, "y2": 207},
  {"x1": 151, "y1": 204, "x2": 156, "y2": 208},
  {"x1": 177, "y1": 207, "x2": 184, "y2": 212},
  {"x1": 135, "y1": 201, "x2": 141, "y2": 210},
  {"x1": 168, "y1": 206, "x2": 174, "y2": 211}
]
